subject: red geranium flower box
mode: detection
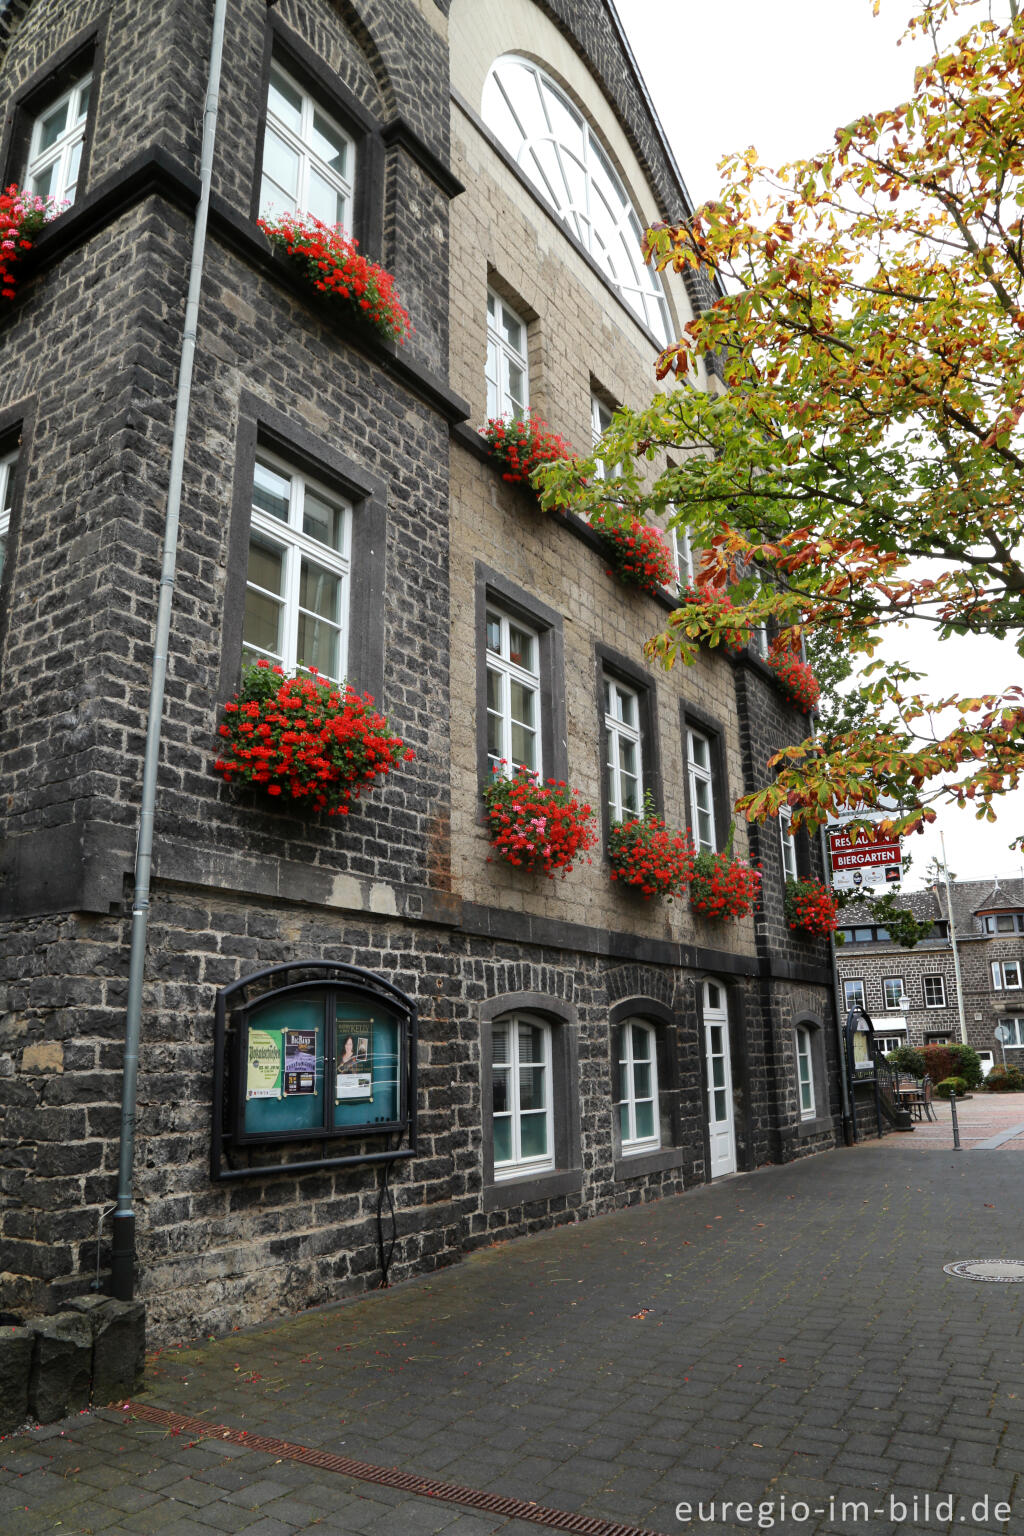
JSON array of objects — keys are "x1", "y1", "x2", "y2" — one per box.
[
  {"x1": 590, "y1": 511, "x2": 675, "y2": 594},
  {"x1": 483, "y1": 763, "x2": 596, "y2": 878},
  {"x1": 482, "y1": 413, "x2": 574, "y2": 491},
  {"x1": 785, "y1": 877, "x2": 839, "y2": 938},
  {"x1": 768, "y1": 642, "x2": 820, "y2": 713},
  {"x1": 689, "y1": 846, "x2": 762, "y2": 922},
  {"x1": 214, "y1": 660, "x2": 413, "y2": 816},
  {"x1": 609, "y1": 808, "x2": 695, "y2": 899},
  {"x1": 0, "y1": 185, "x2": 60, "y2": 301},
  {"x1": 259, "y1": 210, "x2": 411, "y2": 345}
]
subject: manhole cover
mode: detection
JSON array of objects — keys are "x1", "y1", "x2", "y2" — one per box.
[{"x1": 943, "y1": 1259, "x2": 1024, "y2": 1282}]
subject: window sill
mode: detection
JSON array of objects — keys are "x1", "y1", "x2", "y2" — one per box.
[
  {"x1": 796, "y1": 1113, "x2": 834, "y2": 1140},
  {"x1": 482, "y1": 1167, "x2": 583, "y2": 1212},
  {"x1": 613, "y1": 1146, "x2": 683, "y2": 1182}
]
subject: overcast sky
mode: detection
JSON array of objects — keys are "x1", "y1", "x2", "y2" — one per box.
[{"x1": 614, "y1": 0, "x2": 1024, "y2": 890}]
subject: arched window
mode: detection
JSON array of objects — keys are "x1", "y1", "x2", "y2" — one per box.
[
  {"x1": 614, "y1": 1018, "x2": 659, "y2": 1152},
  {"x1": 491, "y1": 1013, "x2": 554, "y2": 1178},
  {"x1": 482, "y1": 55, "x2": 671, "y2": 344}
]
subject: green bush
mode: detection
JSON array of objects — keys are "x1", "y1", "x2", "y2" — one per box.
[
  {"x1": 984, "y1": 1064, "x2": 1024, "y2": 1092},
  {"x1": 886, "y1": 1045, "x2": 926, "y2": 1078},
  {"x1": 934, "y1": 1076, "x2": 968, "y2": 1099},
  {"x1": 946, "y1": 1043, "x2": 983, "y2": 1089}
]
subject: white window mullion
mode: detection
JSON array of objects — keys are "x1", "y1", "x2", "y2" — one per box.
[
  {"x1": 261, "y1": 62, "x2": 354, "y2": 226},
  {"x1": 796, "y1": 1028, "x2": 815, "y2": 1119},
  {"x1": 780, "y1": 807, "x2": 799, "y2": 880},
  {"x1": 687, "y1": 729, "x2": 716, "y2": 853},
  {"x1": 485, "y1": 608, "x2": 541, "y2": 776},
  {"x1": 493, "y1": 1015, "x2": 553, "y2": 1180},
  {"x1": 486, "y1": 291, "x2": 528, "y2": 421},
  {"x1": 244, "y1": 453, "x2": 351, "y2": 681}
]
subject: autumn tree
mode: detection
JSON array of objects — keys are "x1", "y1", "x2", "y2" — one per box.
[{"x1": 538, "y1": 0, "x2": 1024, "y2": 847}]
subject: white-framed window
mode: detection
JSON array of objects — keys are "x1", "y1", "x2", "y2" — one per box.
[
  {"x1": 604, "y1": 676, "x2": 642, "y2": 823},
  {"x1": 796, "y1": 1026, "x2": 815, "y2": 1119},
  {"x1": 485, "y1": 289, "x2": 528, "y2": 421},
  {"x1": 26, "y1": 74, "x2": 92, "y2": 206},
  {"x1": 749, "y1": 592, "x2": 770, "y2": 660},
  {"x1": 0, "y1": 447, "x2": 16, "y2": 583},
  {"x1": 686, "y1": 728, "x2": 716, "y2": 853},
  {"x1": 243, "y1": 454, "x2": 352, "y2": 681},
  {"x1": 923, "y1": 975, "x2": 946, "y2": 1009},
  {"x1": 670, "y1": 523, "x2": 695, "y2": 590},
  {"x1": 590, "y1": 395, "x2": 618, "y2": 481},
  {"x1": 876, "y1": 1034, "x2": 905, "y2": 1054},
  {"x1": 1003, "y1": 1018, "x2": 1024, "y2": 1047},
  {"x1": 924, "y1": 1032, "x2": 950, "y2": 1046},
  {"x1": 843, "y1": 979, "x2": 866, "y2": 1012},
  {"x1": 260, "y1": 61, "x2": 354, "y2": 226},
  {"x1": 485, "y1": 607, "x2": 541, "y2": 775},
  {"x1": 883, "y1": 977, "x2": 905, "y2": 1011},
  {"x1": 779, "y1": 806, "x2": 799, "y2": 881},
  {"x1": 491, "y1": 1014, "x2": 553, "y2": 1179},
  {"x1": 482, "y1": 55, "x2": 672, "y2": 344},
  {"x1": 992, "y1": 960, "x2": 1022, "y2": 991},
  {"x1": 614, "y1": 1019, "x2": 660, "y2": 1153}
]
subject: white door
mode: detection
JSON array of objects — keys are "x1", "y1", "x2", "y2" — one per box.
[{"x1": 704, "y1": 980, "x2": 737, "y2": 1177}]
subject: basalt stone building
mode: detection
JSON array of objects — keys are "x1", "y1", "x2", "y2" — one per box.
[
  {"x1": 0, "y1": 0, "x2": 841, "y2": 1342},
  {"x1": 836, "y1": 880, "x2": 1024, "y2": 1076}
]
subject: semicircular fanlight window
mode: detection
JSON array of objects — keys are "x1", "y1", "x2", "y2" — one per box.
[{"x1": 482, "y1": 53, "x2": 671, "y2": 345}]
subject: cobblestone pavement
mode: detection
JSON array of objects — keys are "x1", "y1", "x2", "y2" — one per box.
[
  {"x1": 3, "y1": 1144, "x2": 1023, "y2": 1536},
  {"x1": 861, "y1": 1092, "x2": 1024, "y2": 1151}
]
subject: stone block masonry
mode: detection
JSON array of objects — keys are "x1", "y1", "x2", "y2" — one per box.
[{"x1": 0, "y1": 0, "x2": 840, "y2": 1343}]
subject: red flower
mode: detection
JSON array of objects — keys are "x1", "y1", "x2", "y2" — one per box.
[
  {"x1": 482, "y1": 413, "x2": 574, "y2": 498},
  {"x1": 214, "y1": 663, "x2": 413, "y2": 815},
  {"x1": 609, "y1": 809, "x2": 695, "y2": 899},
  {"x1": 258, "y1": 211, "x2": 412, "y2": 345},
  {"x1": 590, "y1": 512, "x2": 676, "y2": 595},
  {"x1": 482, "y1": 763, "x2": 597, "y2": 879},
  {"x1": 768, "y1": 640, "x2": 820, "y2": 713},
  {"x1": 690, "y1": 845, "x2": 761, "y2": 921},
  {"x1": 784, "y1": 877, "x2": 839, "y2": 938},
  {"x1": 0, "y1": 185, "x2": 61, "y2": 302}
]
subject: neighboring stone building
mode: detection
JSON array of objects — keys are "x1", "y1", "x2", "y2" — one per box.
[
  {"x1": 835, "y1": 879, "x2": 1024, "y2": 1071},
  {"x1": 0, "y1": 0, "x2": 840, "y2": 1342}
]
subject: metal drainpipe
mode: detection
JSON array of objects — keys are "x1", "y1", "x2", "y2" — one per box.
[{"x1": 110, "y1": 0, "x2": 229, "y2": 1302}]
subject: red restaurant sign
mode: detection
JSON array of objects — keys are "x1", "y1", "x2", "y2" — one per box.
[{"x1": 828, "y1": 829, "x2": 901, "y2": 873}]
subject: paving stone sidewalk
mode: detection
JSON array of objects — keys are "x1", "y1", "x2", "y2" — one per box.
[
  {"x1": 859, "y1": 1092, "x2": 1024, "y2": 1152},
  {"x1": 3, "y1": 1144, "x2": 1023, "y2": 1536}
]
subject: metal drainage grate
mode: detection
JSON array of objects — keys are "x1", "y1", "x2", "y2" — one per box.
[
  {"x1": 126, "y1": 1403, "x2": 670, "y2": 1536},
  {"x1": 943, "y1": 1259, "x2": 1024, "y2": 1282}
]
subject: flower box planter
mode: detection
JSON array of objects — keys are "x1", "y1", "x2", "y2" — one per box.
[
  {"x1": 590, "y1": 512, "x2": 675, "y2": 594},
  {"x1": 1, "y1": 186, "x2": 60, "y2": 301},
  {"x1": 609, "y1": 808, "x2": 695, "y2": 899},
  {"x1": 768, "y1": 643, "x2": 820, "y2": 713},
  {"x1": 483, "y1": 763, "x2": 596, "y2": 878},
  {"x1": 258, "y1": 211, "x2": 411, "y2": 345},
  {"x1": 689, "y1": 840, "x2": 762, "y2": 922},
  {"x1": 214, "y1": 661, "x2": 413, "y2": 816},
  {"x1": 784, "y1": 877, "x2": 839, "y2": 938},
  {"x1": 482, "y1": 413, "x2": 574, "y2": 494}
]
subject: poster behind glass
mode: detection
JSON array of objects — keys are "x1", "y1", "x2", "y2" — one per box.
[
  {"x1": 243, "y1": 995, "x2": 326, "y2": 1135},
  {"x1": 334, "y1": 998, "x2": 400, "y2": 1128}
]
